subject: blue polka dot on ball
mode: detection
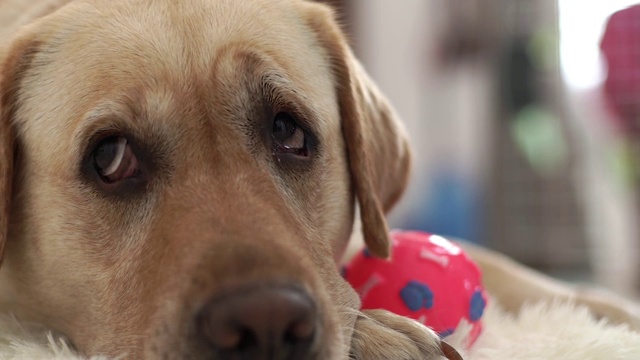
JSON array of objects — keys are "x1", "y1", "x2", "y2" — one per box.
[
  {"x1": 469, "y1": 290, "x2": 486, "y2": 321},
  {"x1": 400, "y1": 280, "x2": 434, "y2": 311},
  {"x1": 438, "y1": 328, "x2": 456, "y2": 338}
]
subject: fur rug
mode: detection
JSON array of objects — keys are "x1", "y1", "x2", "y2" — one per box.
[
  {"x1": 0, "y1": 299, "x2": 638, "y2": 359},
  {"x1": 447, "y1": 298, "x2": 640, "y2": 360}
]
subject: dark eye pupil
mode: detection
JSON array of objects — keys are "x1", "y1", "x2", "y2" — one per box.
[
  {"x1": 273, "y1": 113, "x2": 296, "y2": 142},
  {"x1": 94, "y1": 137, "x2": 120, "y2": 171}
]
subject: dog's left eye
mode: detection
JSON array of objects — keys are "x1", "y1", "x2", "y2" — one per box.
[
  {"x1": 93, "y1": 136, "x2": 140, "y2": 183},
  {"x1": 272, "y1": 112, "x2": 307, "y2": 157}
]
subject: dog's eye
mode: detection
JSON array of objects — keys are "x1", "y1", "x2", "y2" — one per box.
[
  {"x1": 93, "y1": 136, "x2": 140, "y2": 183},
  {"x1": 272, "y1": 112, "x2": 307, "y2": 157}
]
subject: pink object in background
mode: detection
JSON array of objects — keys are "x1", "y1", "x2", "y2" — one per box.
[
  {"x1": 601, "y1": 4, "x2": 640, "y2": 135},
  {"x1": 344, "y1": 230, "x2": 487, "y2": 347}
]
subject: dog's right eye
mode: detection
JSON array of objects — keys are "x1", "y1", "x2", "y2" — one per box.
[
  {"x1": 93, "y1": 136, "x2": 140, "y2": 183},
  {"x1": 271, "y1": 112, "x2": 308, "y2": 158}
]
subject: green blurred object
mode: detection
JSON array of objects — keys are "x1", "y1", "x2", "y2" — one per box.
[
  {"x1": 609, "y1": 140, "x2": 640, "y2": 189},
  {"x1": 511, "y1": 105, "x2": 568, "y2": 176},
  {"x1": 528, "y1": 28, "x2": 558, "y2": 72}
]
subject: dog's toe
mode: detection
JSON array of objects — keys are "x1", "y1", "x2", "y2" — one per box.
[{"x1": 350, "y1": 309, "x2": 462, "y2": 360}]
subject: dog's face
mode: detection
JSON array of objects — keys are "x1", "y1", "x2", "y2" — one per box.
[{"x1": 0, "y1": 0, "x2": 413, "y2": 358}]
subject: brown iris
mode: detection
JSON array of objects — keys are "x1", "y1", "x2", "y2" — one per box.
[{"x1": 272, "y1": 112, "x2": 307, "y2": 157}]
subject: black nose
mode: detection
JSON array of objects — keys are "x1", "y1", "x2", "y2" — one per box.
[{"x1": 198, "y1": 283, "x2": 318, "y2": 359}]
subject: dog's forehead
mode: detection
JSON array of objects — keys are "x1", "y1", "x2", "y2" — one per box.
[
  {"x1": 76, "y1": 0, "x2": 319, "y2": 72},
  {"x1": 16, "y1": 0, "x2": 338, "y2": 162}
]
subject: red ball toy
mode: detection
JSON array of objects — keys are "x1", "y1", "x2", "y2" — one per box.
[{"x1": 344, "y1": 230, "x2": 487, "y2": 347}]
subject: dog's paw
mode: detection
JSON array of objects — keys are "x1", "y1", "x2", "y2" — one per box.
[{"x1": 350, "y1": 309, "x2": 462, "y2": 360}]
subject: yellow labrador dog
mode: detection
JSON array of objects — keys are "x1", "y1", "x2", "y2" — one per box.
[
  {"x1": 2, "y1": 1, "x2": 640, "y2": 360},
  {"x1": 0, "y1": 0, "x2": 460, "y2": 359}
]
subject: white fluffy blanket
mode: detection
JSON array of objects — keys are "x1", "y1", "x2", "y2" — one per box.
[
  {"x1": 0, "y1": 299, "x2": 638, "y2": 359},
  {"x1": 447, "y1": 298, "x2": 640, "y2": 360}
]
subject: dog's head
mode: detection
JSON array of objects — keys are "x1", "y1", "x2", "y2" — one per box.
[{"x1": 0, "y1": 0, "x2": 410, "y2": 358}]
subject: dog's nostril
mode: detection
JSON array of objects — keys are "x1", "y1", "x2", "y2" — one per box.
[
  {"x1": 235, "y1": 328, "x2": 258, "y2": 351},
  {"x1": 198, "y1": 283, "x2": 318, "y2": 357},
  {"x1": 284, "y1": 317, "x2": 315, "y2": 344},
  {"x1": 202, "y1": 322, "x2": 246, "y2": 350}
]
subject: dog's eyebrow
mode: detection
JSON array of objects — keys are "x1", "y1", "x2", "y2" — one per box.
[
  {"x1": 258, "y1": 71, "x2": 319, "y2": 132},
  {"x1": 73, "y1": 100, "x2": 137, "y2": 151},
  {"x1": 227, "y1": 48, "x2": 316, "y2": 114},
  {"x1": 74, "y1": 87, "x2": 180, "y2": 146},
  {"x1": 83, "y1": 101, "x2": 134, "y2": 123}
]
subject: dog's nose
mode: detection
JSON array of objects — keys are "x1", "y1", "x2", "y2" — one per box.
[{"x1": 198, "y1": 284, "x2": 318, "y2": 359}]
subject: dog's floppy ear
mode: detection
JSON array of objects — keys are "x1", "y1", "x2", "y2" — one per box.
[
  {"x1": 0, "y1": 82, "x2": 12, "y2": 266},
  {"x1": 304, "y1": 4, "x2": 411, "y2": 258},
  {"x1": 0, "y1": 34, "x2": 40, "y2": 265}
]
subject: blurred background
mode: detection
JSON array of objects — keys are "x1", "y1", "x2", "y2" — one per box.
[{"x1": 323, "y1": 0, "x2": 640, "y2": 299}]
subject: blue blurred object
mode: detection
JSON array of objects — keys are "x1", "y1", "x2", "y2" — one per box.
[{"x1": 401, "y1": 167, "x2": 483, "y2": 245}]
